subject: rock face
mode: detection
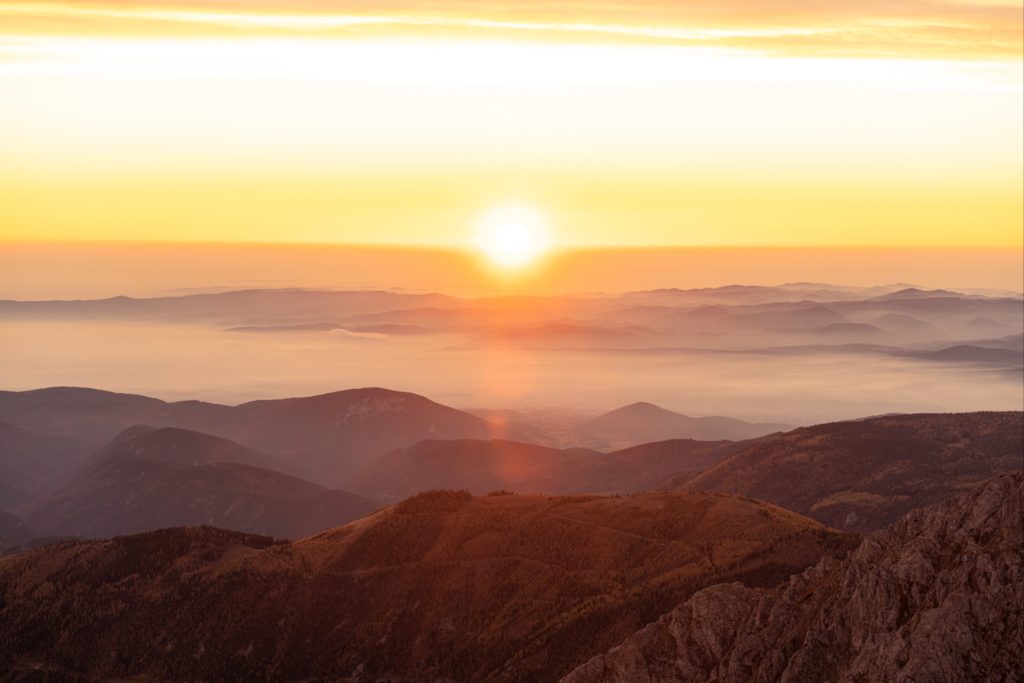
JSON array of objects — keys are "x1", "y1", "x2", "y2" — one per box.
[{"x1": 563, "y1": 470, "x2": 1024, "y2": 683}]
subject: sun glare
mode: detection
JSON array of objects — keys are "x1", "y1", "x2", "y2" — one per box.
[{"x1": 476, "y1": 205, "x2": 550, "y2": 268}]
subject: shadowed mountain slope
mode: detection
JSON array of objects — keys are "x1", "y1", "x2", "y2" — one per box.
[
  {"x1": 227, "y1": 388, "x2": 492, "y2": 483},
  {"x1": 0, "y1": 511, "x2": 31, "y2": 552},
  {"x1": 19, "y1": 427, "x2": 379, "y2": 539},
  {"x1": 0, "y1": 421, "x2": 87, "y2": 510},
  {"x1": 0, "y1": 490, "x2": 854, "y2": 682},
  {"x1": 680, "y1": 412, "x2": 1023, "y2": 532},
  {"x1": 564, "y1": 471, "x2": 1024, "y2": 683},
  {"x1": 356, "y1": 438, "x2": 737, "y2": 502},
  {"x1": 81, "y1": 424, "x2": 282, "y2": 470}
]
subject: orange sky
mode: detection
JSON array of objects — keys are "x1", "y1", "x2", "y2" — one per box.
[{"x1": 0, "y1": 0, "x2": 1021, "y2": 252}]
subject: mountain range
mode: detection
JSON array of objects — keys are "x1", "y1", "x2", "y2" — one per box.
[
  {"x1": 0, "y1": 387, "x2": 803, "y2": 487},
  {"x1": 0, "y1": 386, "x2": 495, "y2": 486},
  {"x1": 2, "y1": 385, "x2": 1020, "y2": 543},
  {"x1": 0, "y1": 379, "x2": 1019, "y2": 680}
]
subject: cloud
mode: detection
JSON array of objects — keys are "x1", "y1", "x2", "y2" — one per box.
[
  {"x1": 327, "y1": 328, "x2": 390, "y2": 340},
  {"x1": 0, "y1": 0, "x2": 1020, "y2": 59}
]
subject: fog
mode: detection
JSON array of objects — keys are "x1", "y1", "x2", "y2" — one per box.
[{"x1": 2, "y1": 319, "x2": 1019, "y2": 425}]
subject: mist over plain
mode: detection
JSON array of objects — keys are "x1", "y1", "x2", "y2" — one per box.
[{"x1": 2, "y1": 282, "x2": 1019, "y2": 425}]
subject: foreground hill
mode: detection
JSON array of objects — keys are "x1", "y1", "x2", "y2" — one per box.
[
  {"x1": 564, "y1": 471, "x2": 1023, "y2": 683},
  {"x1": 681, "y1": 412, "x2": 1022, "y2": 532},
  {"x1": 19, "y1": 427, "x2": 379, "y2": 539},
  {"x1": 357, "y1": 438, "x2": 736, "y2": 501},
  {"x1": 581, "y1": 402, "x2": 790, "y2": 447},
  {"x1": 0, "y1": 490, "x2": 853, "y2": 682},
  {"x1": 0, "y1": 386, "x2": 494, "y2": 486}
]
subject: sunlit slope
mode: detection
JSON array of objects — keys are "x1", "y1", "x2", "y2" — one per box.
[{"x1": 0, "y1": 489, "x2": 853, "y2": 681}]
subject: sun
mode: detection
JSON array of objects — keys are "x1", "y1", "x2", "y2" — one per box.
[{"x1": 476, "y1": 205, "x2": 551, "y2": 268}]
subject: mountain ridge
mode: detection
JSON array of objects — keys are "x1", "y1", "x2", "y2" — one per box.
[
  {"x1": 679, "y1": 411, "x2": 1023, "y2": 532},
  {"x1": 0, "y1": 488, "x2": 854, "y2": 681},
  {"x1": 564, "y1": 470, "x2": 1024, "y2": 683}
]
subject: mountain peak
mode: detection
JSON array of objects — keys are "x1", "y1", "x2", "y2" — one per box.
[{"x1": 615, "y1": 401, "x2": 679, "y2": 415}]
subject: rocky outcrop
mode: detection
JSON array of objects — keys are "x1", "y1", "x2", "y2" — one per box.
[{"x1": 564, "y1": 470, "x2": 1024, "y2": 683}]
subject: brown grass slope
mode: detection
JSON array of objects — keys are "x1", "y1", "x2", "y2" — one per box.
[
  {"x1": 564, "y1": 470, "x2": 1024, "y2": 683},
  {"x1": 0, "y1": 490, "x2": 854, "y2": 682},
  {"x1": 680, "y1": 412, "x2": 1023, "y2": 532}
]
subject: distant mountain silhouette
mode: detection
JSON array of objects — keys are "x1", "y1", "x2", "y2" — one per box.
[
  {"x1": 660, "y1": 303, "x2": 851, "y2": 335},
  {"x1": 974, "y1": 332, "x2": 1023, "y2": 351},
  {"x1": 19, "y1": 427, "x2": 379, "y2": 539},
  {"x1": 905, "y1": 344, "x2": 1023, "y2": 364},
  {"x1": 582, "y1": 402, "x2": 790, "y2": 446},
  {"x1": 355, "y1": 437, "x2": 736, "y2": 501},
  {"x1": 871, "y1": 311, "x2": 945, "y2": 338},
  {"x1": 872, "y1": 287, "x2": 968, "y2": 300},
  {"x1": 772, "y1": 322, "x2": 882, "y2": 336},
  {"x1": 0, "y1": 289, "x2": 457, "y2": 325},
  {"x1": 566, "y1": 471, "x2": 1024, "y2": 683},
  {"x1": 0, "y1": 489, "x2": 853, "y2": 681},
  {"x1": 680, "y1": 412, "x2": 1023, "y2": 532}
]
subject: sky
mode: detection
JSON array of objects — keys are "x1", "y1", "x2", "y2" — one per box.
[{"x1": 0, "y1": 0, "x2": 1022, "y2": 255}]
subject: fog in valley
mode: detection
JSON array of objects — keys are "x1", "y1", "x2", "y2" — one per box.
[{"x1": 2, "y1": 283, "x2": 1020, "y2": 426}]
